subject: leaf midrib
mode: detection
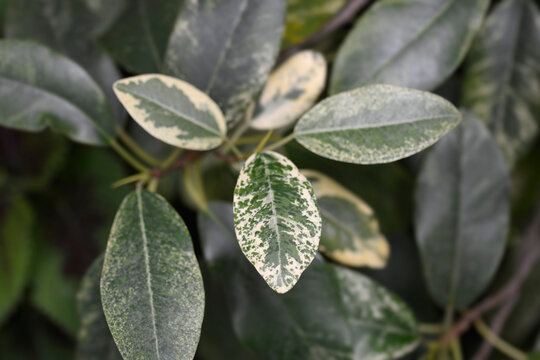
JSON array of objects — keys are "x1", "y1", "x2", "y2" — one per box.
[{"x1": 296, "y1": 114, "x2": 457, "y2": 136}]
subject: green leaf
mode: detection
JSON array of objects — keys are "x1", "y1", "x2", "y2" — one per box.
[
  {"x1": 302, "y1": 170, "x2": 389, "y2": 269},
  {"x1": 233, "y1": 151, "x2": 321, "y2": 293},
  {"x1": 282, "y1": 0, "x2": 346, "y2": 47},
  {"x1": 294, "y1": 84, "x2": 462, "y2": 164},
  {"x1": 101, "y1": 0, "x2": 183, "y2": 74},
  {"x1": 0, "y1": 41, "x2": 116, "y2": 145},
  {"x1": 31, "y1": 245, "x2": 79, "y2": 337},
  {"x1": 330, "y1": 0, "x2": 489, "y2": 94},
  {"x1": 414, "y1": 113, "x2": 510, "y2": 309},
  {"x1": 461, "y1": 0, "x2": 540, "y2": 165},
  {"x1": 5, "y1": 0, "x2": 125, "y2": 120},
  {"x1": 0, "y1": 195, "x2": 33, "y2": 325},
  {"x1": 250, "y1": 50, "x2": 327, "y2": 130},
  {"x1": 165, "y1": 0, "x2": 287, "y2": 125},
  {"x1": 101, "y1": 189, "x2": 204, "y2": 360},
  {"x1": 77, "y1": 256, "x2": 122, "y2": 360},
  {"x1": 114, "y1": 74, "x2": 226, "y2": 150},
  {"x1": 199, "y1": 202, "x2": 420, "y2": 360},
  {"x1": 529, "y1": 353, "x2": 540, "y2": 360}
]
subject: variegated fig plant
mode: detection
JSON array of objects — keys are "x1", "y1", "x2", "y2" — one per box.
[{"x1": 1, "y1": 0, "x2": 539, "y2": 359}]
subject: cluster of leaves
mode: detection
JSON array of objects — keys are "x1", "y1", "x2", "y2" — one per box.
[{"x1": 0, "y1": 0, "x2": 539, "y2": 359}]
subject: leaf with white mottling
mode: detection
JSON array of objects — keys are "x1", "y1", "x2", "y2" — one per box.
[
  {"x1": 233, "y1": 151, "x2": 321, "y2": 293},
  {"x1": 294, "y1": 84, "x2": 462, "y2": 164},
  {"x1": 164, "y1": 0, "x2": 287, "y2": 125},
  {"x1": 76, "y1": 256, "x2": 122, "y2": 360},
  {"x1": 101, "y1": 189, "x2": 205, "y2": 360},
  {"x1": 0, "y1": 40, "x2": 116, "y2": 145},
  {"x1": 461, "y1": 0, "x2": 540, "y2": 165},
  {"x1": 199, "y1": 202, "x2": 420, "y2": 360},
  {"x1": 415, "y1": 113, "x2": 510, "y2": 309},
  {"x1": 114, "y1": 74, "x2": 226, "y2": 150},
  {"x1": 251, "y1": 50, "x2": 326, "y2": 130},
  {"x1": 330, "y1": 0, "x2": 490, "y2": 94},
  {"x1": 302, "y1": 170, "x2": 389, "y2": 269}
]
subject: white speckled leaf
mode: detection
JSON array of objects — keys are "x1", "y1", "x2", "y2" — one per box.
[
  {"x1": 101, "y1": 189, "x2": 205, "y2": 360},
  {"x1": 114, "y1": 74, "x2": 226, "y2": 150},
  {"x1": 330, "y1": 0, "x2": 490, "y2": 93},
  {"x1": 0, "y1": 40, "x2": 116, "y2": 145},
  {"x1": 302, "y1": 170, "x2": 389, "y2": 269},
  {"x1": 164, "y1": 0, "x2": 287, "y2": 126},
  {"x1": 294, "y1": 84, "x2": 462, "y2": 164},
  {"x1": 199, "y1": 202, "x2": 420, "y2": 360},
  {"x1": 233, "y1": 151, "x2": 321, "y2": 293},
  {"x1": 415, "y1": 113, "x2": 510, "y2": 309},
  {"x1": 251, "y1": 50, "x2": 327, "y2": 130},
  {"x1": 461, "y1": 0, "x2": 540, "y2": 165}
]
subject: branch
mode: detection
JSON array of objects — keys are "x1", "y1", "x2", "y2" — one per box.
[
  {"x1": 149, "y1": 151, "x2": 204, "y2": 178},
  {"x1": 277, "y1": 0, "x2": 374, "y2": 63},
  {"x1": 440, "y1": 201, "x2": 540, "y2": 344}
]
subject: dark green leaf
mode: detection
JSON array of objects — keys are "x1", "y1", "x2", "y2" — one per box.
[
  {"x1": 294, "y1": 84, "x2": 462, "y2": 164},
  {"x1": 461, "y1": 0, "x2": 540, "y2": 165},
  {"x1": 0, "y1": 41, "x2": 116, "y2": 145},
  {"x1": 331, "y1": 0, "x2": 489, "y2": 94},
  {"x1": 100, "y1": 0, "x2": 183, "y2": 74},
  {"x1": 77, "y1": 256, "x2": 122, "y2": 360},
  {"x1": 233, "y1": 151, "x2": 321, "y2": 293},
  {"x1": 101, "y1": 189, "x2": 204, "y2": 360},
  {"x1": 414, "y1": 113, "x2": 510, "y2": 309},
  {"x1": 0, "y1": 195, "x2": 33, "y2": 325},
  {"x1": 199, "y1": 202, "x2": 420, "y2": 360},
  {"x1": 165, "y1": 0, "x2": 287, "y2": 125},
  {"x1": 5, "y1": 0, "x2": 125, "y2": 120}
]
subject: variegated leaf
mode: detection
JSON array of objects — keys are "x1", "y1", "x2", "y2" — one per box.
[
  {"x1": 113, "y1": 74, "x2": 226, "y2": 150},
  {"x1": 251, "y1": 50, "x2": 327, "y2": 130},
  {"x1": 101, "y1": 189, "x2": 205, "y2": 360},
  {"x1": 330, "y1": 0, "x2": 490, "y2": 94},
  {"x1": 0, "y1": 41, "x2": 116, "y2": 145},
  {"x1": 164, "y1": 0, "x2": 287, "y2": 126},
  {"x1": 302, "y1": 170, "x2": 389, "y2": 269},
  {"x1": 233, "y1": 151, "x2": 321, "y2": 293},
  {"x1": 461, "y1": 0, "x2": 540, "y2": 165},
  {"x1": 294, "y1": 84, "x2": 462, "y2": 164}
]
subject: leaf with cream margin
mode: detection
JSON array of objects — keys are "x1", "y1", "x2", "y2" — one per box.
[
  {"x1": 251, "y1": 50, "x2": 327, "y2": 130},
  {"x1": 0, "y1": 41, "x2": 116, "y2": 145},
  {"x1": 199, "y1": 202, "x2": 420, "y2": 360},
  {"x1": 461, "y1": 0, "x2": 540, "y2": 165},
  {"x1": 415, "y1": 113, "x2": 510, "y2": 309},
  {"x1": 164, "y1": 0, "x2": 287, "y2": 126},
  {"x1": 76, "y1": 256, "x2": 122, "y2": 360},
  {"x1": 233, "y1": 151, "x2": 321, "y2": 293},
  {"x1": 302, "y1": 170, "x2": 389, "y2": 268},
  {"x1": 330, "y1": 0, "x2": 490, "y2": 94},
  {"x1": 113, "y1": 74, "x2": 227, "y2": 150},
  {"x1": 101, "y1": 189, "x2": 205, "y2": 360},
  {"x1": 294, "y1": 84, "x2": 462, "y2": 164}
]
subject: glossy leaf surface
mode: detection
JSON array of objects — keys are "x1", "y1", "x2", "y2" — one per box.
[
  {"x1": 415, "y1": 113, "x2": 510, "y2": 309},
  {"x1": 114, "y1": 74, "x2": 226, "y2": 150},
  {"x1": 165, "y1": 0, "x2": 286, "y2": 125},
  {"x1": 294, "y1": 84, "x2": 462, "y2": 164},
  {"x1": 0, "y1": 41, "x2": 115, "y2": 145},
  {"x1": 101, "y1": 189, "x2": 204, "y2": 360},
  {"x1": 302, "y1": 170, "x2": 389, "y2": 268},
  {"x1": 200, "y1": 202, "x2": 420, "y2": 360},
  {"x1": 331, "y1": 0, "x2": 489, "y2": 93},
  {"x1": 233, "y1": 151, "x2": 321, "y2": 293},
  {"x1": 461, "y1": 0, "x2": 540, "y2": 165},
  {"x1": 251, "y1": 50, "x2": 327, "y2": 130}
]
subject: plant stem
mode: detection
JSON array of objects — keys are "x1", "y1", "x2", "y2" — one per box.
[
  {"x1": 108, "y1": 140, "x2": 148, "y2": 173},
  {"x1": 262, "y1": 133, "x2": 296, "y2": 152},
  {"x1": 236, "y1": 133, "x2": 283, "y2": 145},
  {"x1": 253, "y1": 130, "x2": 274, "y2": 154},
  {"x1": 450, "y1": 339, "x2": 464, "y2": 360},
  {"x1": 147, "y1": 178, "x2": 159, "y2": 192},
  {"x1": 117, "y1": 129, "x2": 163, "y2": 167},
  {"x1": 161, "y1": 148, "x2": 184, "y2": 169},
  {"x1": 473, "y1": 319, "x2": 527, "y2": 360},
  {"x1": 112, "y1": 173, "x2": 149, "y2": 188},
  {"x1": 419, "y1": 323, "x2": 444, "y2": 335}
]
